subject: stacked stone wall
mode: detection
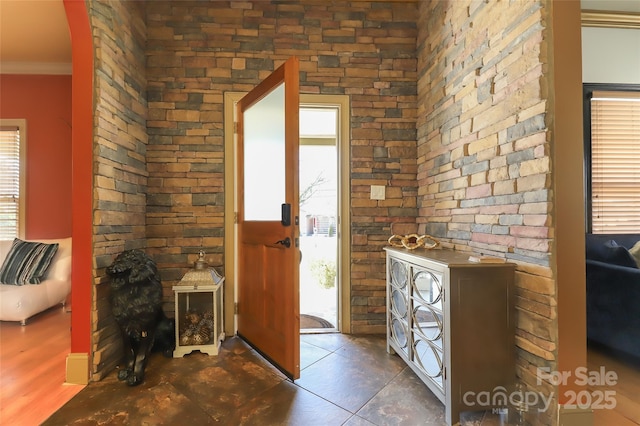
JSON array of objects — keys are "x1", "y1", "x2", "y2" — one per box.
[
  {"x1": 145, "y1": 0, "x2": 419, "y2": 333},
  {"x1": 89, "y1": 0, "x2": 148, "y2": 380},
  {"x1": 416, "y1": 1, "x2": 556, "y2": 421},
  {"x1": 88, "y1": 5, "x2": 566, "y2": 415}
]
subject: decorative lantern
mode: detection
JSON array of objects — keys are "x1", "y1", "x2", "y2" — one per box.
[{"x1": 173, "y1": 251, "x2": 225, "y2": 357}]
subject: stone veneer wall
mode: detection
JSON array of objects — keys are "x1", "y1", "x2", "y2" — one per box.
[
  {"x1": 89, "y1": 0, "x2": 148, "y2": 380},
  {"x1": 144, "y1": 1, "x2": 419, "y2": 332},
  {"x1": 416, "y1": 0, "x2": 556, "y2": 422},
  {"x1": 86, "y1": 4, "x2": 567, "y2": 412}
]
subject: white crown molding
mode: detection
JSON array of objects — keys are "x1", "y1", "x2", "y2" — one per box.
[
  {"x1": 0, "y1": 62, "x2": 72, "y2": 75},
  {"x1": 582, "y1": 10, "x2": 640, "y2": 29}
]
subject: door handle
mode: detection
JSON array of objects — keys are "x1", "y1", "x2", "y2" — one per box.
[{"x1": 274, "y1": 237, "x2": 291, "y2": 248}]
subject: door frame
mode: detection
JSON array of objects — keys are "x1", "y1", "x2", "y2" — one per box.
[{"x1": 223, "y1": 92, "x2": 351, "y2": 336}]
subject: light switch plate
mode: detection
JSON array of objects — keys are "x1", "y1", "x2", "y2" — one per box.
[{"x1": 370, "y1": 185, "x2": 386, "y2": 200}]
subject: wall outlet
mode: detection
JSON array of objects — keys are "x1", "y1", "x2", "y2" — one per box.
[{"x1": 370, "y1": 185, "x2": 386, "y2": 200}]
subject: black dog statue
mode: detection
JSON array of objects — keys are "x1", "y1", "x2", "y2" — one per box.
[{"x1": 107, "y1": 249, "x2": 175, "y2": 386}]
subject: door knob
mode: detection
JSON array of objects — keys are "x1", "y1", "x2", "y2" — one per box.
[{"x1": 274, "y1": 237, "x2": 291, "y2": 248}]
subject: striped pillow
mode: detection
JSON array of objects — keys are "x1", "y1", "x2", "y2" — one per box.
[{"x1": 0, "y1": 239, "x2": 59, "y2": 285}]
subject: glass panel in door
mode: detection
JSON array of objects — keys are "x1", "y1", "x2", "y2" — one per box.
[{"x1": 243, "y1": 83, "x2": 285, "y2": 221}]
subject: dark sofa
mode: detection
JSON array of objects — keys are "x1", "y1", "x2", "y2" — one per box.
[{"x1": 586, "y1": 234, "x2": 640, "y2": 360}]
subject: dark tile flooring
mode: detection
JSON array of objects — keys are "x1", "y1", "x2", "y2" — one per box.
[{"x1": 44, "y1": 333, "x2": 505, "y2": 426}]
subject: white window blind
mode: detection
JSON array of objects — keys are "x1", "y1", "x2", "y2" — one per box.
[
  {"x1": 0, "y1": 127, "x2": 21, "y2": 240},
  {"x1": 590, "y1": 90, "x2": 640, "y2": 234}
]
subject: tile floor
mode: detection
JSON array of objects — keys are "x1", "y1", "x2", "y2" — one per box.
[{"x1": 44, "y1": 333, "x2": 505, "y2": 425}]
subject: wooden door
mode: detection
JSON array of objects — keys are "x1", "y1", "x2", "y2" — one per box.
[{"x1": 236, "y1": 57, "x2": 300, "y2": 379}]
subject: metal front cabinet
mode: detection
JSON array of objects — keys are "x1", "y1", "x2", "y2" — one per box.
[{"x1": 385, "y1": 247, "x2": 516, "y2": 425}]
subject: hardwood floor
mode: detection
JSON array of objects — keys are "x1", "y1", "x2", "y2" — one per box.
[
  {"x1": 0, "y1": 306, "x2": 85, "y2": 426},
  {"x1": 2, "y1": 307, "x2": 638, "y2": 425},
  {"x1": 588, "y1": 344, "x2": 640, "y2": 426}
]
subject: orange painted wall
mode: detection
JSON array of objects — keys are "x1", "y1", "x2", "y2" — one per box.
[
  {"x1": 64, "y1": 0, "x2": 93, "y2": 357},
  {"x1": 0, "y1": 74, "x2": 72, "y2": 239}
]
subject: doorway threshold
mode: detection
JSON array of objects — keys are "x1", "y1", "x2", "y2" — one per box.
[{"x1": 301, "y1": 328, "x2": 338, "y2": 335}]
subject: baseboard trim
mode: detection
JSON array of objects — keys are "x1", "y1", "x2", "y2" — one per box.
[
  {"x1": 558, "y1": 405, "x2": 593, "y2": 426},
  {"x1": 65, "y1": 353, "x2": 89, "y2": 385}
]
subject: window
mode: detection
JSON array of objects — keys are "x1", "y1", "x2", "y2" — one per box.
[
  {"x1": 0, "y1": 120, "x2": 26, "y2": 240},
  {"x1": 584, "y1": 85, "x2": 640, "y2": 234}
]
